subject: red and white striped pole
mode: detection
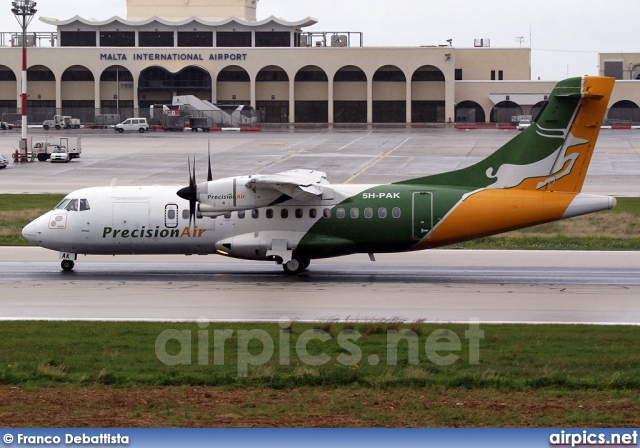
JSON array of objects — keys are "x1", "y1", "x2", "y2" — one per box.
[
  {"x1": 11, "y1": 1, "x2": 37, "y2": 161},
  {"x1": 21, "y1": 33, "x2": 27, "y2": 158}
]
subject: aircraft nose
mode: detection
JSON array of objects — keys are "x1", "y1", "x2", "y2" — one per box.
[{"x1": 22, "y1": 218, "x2": 38, "y2": 244}]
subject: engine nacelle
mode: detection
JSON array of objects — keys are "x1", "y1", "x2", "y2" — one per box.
[
  {"x1": 215, "y1": 231, "x2": 304, "y2": 262},
  {"x1": 196, "y1": 176, "x2": 283, "y2": 214}
]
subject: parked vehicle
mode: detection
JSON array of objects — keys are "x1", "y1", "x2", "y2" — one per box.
[
  {"x1": 114, "y1": 118, "x2": 149, "y2": 133},
  {"x1": 0, "y1": 154, "x2": 8, "y2": 168},
  {"x1": 0, "y1": 121, "x2": 13, "y2": 130},
  {"x1": 517, "y1": 119, "x2": 531, "y2": 131},
  {"x1": 43, "y1": 115, "x2": 81, "y2": 130},
  {"x1": 49, "y1": 146, "x2": 70, "y2": 163}
]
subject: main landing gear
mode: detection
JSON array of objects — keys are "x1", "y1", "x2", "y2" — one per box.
[
  {"x1": 282, "y1": 256, "x2": 310, "y2": 275},
  {"x1": 61, "y1": 259, "x2": 75, "y2": 271}
]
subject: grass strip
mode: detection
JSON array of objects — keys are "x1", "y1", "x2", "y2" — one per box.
[{"x1": 1, "y1": 321, "x2": 639, "y2": 391}]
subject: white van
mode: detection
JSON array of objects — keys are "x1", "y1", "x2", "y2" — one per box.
[{"x1": 114, "y1": 118, "x2": 149, "y2": 133}]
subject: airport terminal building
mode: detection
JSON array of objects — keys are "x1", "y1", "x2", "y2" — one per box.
[{"x1": 0, "y1": 0, "x2": 638, "y2": 126}]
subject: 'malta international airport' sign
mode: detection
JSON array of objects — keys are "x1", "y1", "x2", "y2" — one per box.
[{"x1": 99, "y1": 53, "x2": 248, "y2": 61}]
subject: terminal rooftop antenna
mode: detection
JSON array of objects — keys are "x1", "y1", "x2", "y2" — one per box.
[{"x1": 11, "y1": 0, "x2": 37, "y2": 162}]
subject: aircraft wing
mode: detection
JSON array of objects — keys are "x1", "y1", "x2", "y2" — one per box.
[{"x1": 248, "y1": 169, "x2": 334, "y2": 201}]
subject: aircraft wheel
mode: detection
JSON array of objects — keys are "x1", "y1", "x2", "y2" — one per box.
[
  {"x1": 283, "y1": 256, "x2": 306, "y2": 275},
  {"x1": 61, "y1": 260, "x2": 75, "y2": 271}
]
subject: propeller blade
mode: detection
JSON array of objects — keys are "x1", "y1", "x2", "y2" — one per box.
[
  {"x1": 176, "y1": 157, "x2": 198, "y2": 228},
  {"x1": 190, "y1": 157, "x2": 197, "y2": 227},
  {"x1": 207, "y1": 142, "x2": 213, "y2": 182}
]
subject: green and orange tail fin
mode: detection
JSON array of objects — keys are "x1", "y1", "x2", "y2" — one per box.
[{"x1": 398, "y1": 76, "x2": 615, "y2": 193}]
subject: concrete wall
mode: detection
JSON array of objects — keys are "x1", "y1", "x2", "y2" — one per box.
[{"x1": 126, "y1": 0, "x2": 257, "y2": 21}]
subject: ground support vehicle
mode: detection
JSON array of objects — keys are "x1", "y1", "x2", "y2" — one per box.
[
  {"x1": 43, "y1": 115, "x2": 81, "y2": 130},
  {"x1": 92, "y1": 114, "x2": 120, "y2": 129},
  {"x1": 189, "y1": 117, "x2": 212, "y2": 132}
]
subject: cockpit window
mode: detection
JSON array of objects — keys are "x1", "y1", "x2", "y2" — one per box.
[
  {"x1": 54, "y1": 199, "x2": 71, "y2": 210},
  {"x1": 54, "y1": 198, "x2": 88, "y2": 212},
  {"x1": 65, "y1": 199, "x2": 78, "y2": 211}
]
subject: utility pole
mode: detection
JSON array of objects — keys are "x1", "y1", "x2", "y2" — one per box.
[{"x1": 11, "y1": 0, "x2": 37, "y2": 162}]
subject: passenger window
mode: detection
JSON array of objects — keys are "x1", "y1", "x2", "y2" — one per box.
[
  {"x1": 266, "y1": 209, "x2": 274, "y2": 219},
  {"x1": 392, "y1": 207, "x2": 401, "y2": 218},
  {"x1": 65, "y1": 199, "x2": 78, "y2": 211},
  {"x1": 309, "y1": 209, "x2": 317, "y2": 219},
  {"x1": 167, "y1": 209, "x2": 176, "y2": 220},
  {"x1": 364, "y1": 207, "x2": 373, "y2": 218},
  {"x1": 295, "y1": 209, "x2": 303, "y2": 219},
  {"x1": 182, "y1": 210, "x2": 190, "y2": 220},
  {"x1": 350, "y1": 208, "x2": 359, "y2": 219},
  {"x1": 252, "y1": 209, "x2": 259, "y2": 219},
  {"x1": 281, "y1": 209, "x2": 288, "y2": 219},
  {"x1": 378, "y1": 207, "x2": 387, "y2": 218},
  {"x1": 323, "y1": 208, "x2": 331, "y2": 219},
  {"x1": 336, "y1": 208, "x2": 345, "y2": 219},
  {"x1": 238, "y1": 210, "x2": 245, "y2": 219}
]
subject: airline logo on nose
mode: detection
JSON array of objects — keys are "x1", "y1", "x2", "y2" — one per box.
[{"x1": 48, "y1": 215, "x2": 67, "y2": 229}]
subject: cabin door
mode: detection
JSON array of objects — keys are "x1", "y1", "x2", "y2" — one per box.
[{"x1": 412, "y1": 191, "x2": 433, "y2": 240}]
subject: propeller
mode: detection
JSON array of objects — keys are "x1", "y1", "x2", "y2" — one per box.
[
  {"x1": 177, "y1": 157, "x2": 197, "y2": 227},
  {"x1": 176, "y1": 148, "x2": 214, "y2": 227}
]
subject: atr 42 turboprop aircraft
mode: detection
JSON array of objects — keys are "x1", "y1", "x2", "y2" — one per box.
[{"x1": 23, "y1": 76, "x2": 616, "y2": 274}]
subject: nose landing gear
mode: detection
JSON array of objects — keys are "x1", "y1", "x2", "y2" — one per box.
[{"x1": 61, "y1": 259, "x2": 75, "y2": 271}]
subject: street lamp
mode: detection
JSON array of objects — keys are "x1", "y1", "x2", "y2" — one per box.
[{"x1": 11, "y1": 0, "x2": 37, "y2": 161}]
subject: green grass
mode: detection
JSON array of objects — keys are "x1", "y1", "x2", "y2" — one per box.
[
  {"x1": 1, "y1": 321, "x2": 639, "y2": 390},
  {"x1": 1, "y1": 195, "x2": 640, "y2": 249},
  {"x1": 0, "y1": 194, "x2": 64, "y2": 245}
]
